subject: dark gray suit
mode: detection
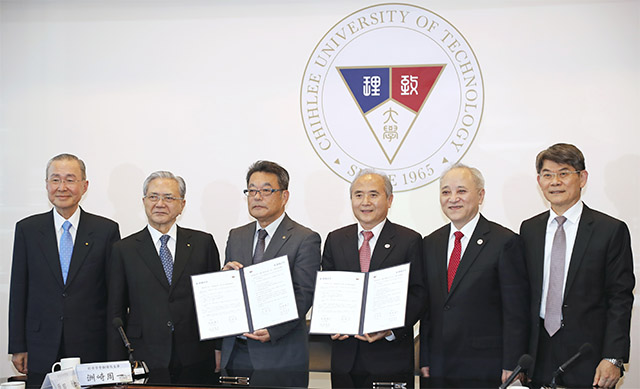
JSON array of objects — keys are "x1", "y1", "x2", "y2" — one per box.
[
  {"x1": 220, "y1": 214, "x2": 321, "y2": 371},
  {"x1": 9, "y1": 208, "x2": 120, "y2": 374}
]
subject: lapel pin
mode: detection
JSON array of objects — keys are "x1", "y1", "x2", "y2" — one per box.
[
  {"x1": 385, "y1": 243, "x2": 391, "y2": 249},
  {"x1": 187, "y1": 243, "x2": 191, "y2": 247},
  {"x1": 282, "y1": 235, "x2": 286, "y2": 240},
  {"x1": 85, "y1": 242, "x2": 89, "y2": 246},
  {"x1": 477, "y1": 239, "x2": 483, "y2": 245}
]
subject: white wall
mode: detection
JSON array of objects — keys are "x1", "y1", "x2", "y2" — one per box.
[{"x1": 1, "y1": 0, "x2": 638, "y2": 385}]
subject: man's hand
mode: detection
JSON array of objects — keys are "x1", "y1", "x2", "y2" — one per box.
[
  {"x1": 12, "y1": 352, "x2": 28, "y2": 374},
  {"x1": 354, "y1": 330, "x2": 392, "y2": 343},
  {"x1": 223, "y1": 261, "x2": 243, "y2": 271},
  {"x1": 420, "y1": 366, "x2": 430, "y2": 377},
  {"x1": 330, "y1": 334, "x2": 349, "y2": 341},
  {"x1": 244, "y1": 328, "x2": 271, "y2": 343},
  {"x1": 593, "y1": 359, "x2": 621, "y2": 388}
]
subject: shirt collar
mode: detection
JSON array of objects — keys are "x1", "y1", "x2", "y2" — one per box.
[
  {"x1": 548, "y1": 200, "x2": 583, "y2": 227},
  {"x1": 358, "y1": 218, "x2": 387, "y2": 237},
  {"x1": 147, "y1": 222, "x2": 178, "y2": 243},
  {"x1": 448, "y1": 212, "x2": 481, "y2": 240},
  {"x1": 256, "y1": 211, "x2": 286, "y2": 238},
  {"x1": 53, "y1": 207, "x2": 81, "y2": 232}
]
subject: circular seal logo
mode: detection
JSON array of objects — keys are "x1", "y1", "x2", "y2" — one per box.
[{"x1": 300, "y1": 3, "x2": 484, "y2": 191}]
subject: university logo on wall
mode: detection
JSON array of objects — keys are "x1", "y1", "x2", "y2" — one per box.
[{"x1": 300, "y1": 3, "x2": 484, "y2": 191}]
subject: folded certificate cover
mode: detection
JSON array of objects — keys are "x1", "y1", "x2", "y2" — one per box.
[
  {"x1": 309, "y1": 262, "x2": 410, "y2": 335},
  {"x1": 192, "y1": 255, "x2": 299, "y2": 340}
]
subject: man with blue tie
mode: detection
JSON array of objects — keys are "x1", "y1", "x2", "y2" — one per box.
[{"x1": 9, "y1": 153, "x2": 121, "y2": 384}]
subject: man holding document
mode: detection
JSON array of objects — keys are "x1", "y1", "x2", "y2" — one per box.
[
  {"x1": 321, "y1": 170, "x2": 425, "y2": 388},
  {"x1": 220, "y1": 160, "x2": 321, "y2": 375},
  {"x1": 419, "y1": 164, "x2": 529, "y2": 387}
]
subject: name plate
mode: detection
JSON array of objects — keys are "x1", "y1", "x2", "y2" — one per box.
[{"x1": 75, "y1": 361, "x2": 132, "y2": 386}]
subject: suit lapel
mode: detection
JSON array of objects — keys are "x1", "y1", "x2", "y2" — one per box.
[
  {"x1": 447, "y1": 215, "x2": 489, "y2": 299},
  {"x1": 343, "y1": 225, "x2": 361, "y2": 272},
  {"x1": 369, "y1": 221, "x2": 396, "y2": 271},
  {"x1": 38, "y1": 210, "x2": 64, "y2": 287},
  {"x1": 263, "y1": 214, "x2": 292, "y2": 261},
  {"x1": 65, "y1": 209, "x2": 91, "y2": 287},
  {"x1": 564, "y1": 205, "x2": 593, "y2": 297},
  {"x1": 240, "y1": 223, "x2": 257, "y2": 265},
  {"x1": 530, "y1": 212, "x2": 550, "y2": 298},
  {"x1": 136, "y1": 228, "x2": 170, "y2": 291},
  {"x1": 172, "y1": 226, "x2": 193, "y2": 292},
  {"x1": 433, "y1": 225, "x2": 450, "y2": 300}
]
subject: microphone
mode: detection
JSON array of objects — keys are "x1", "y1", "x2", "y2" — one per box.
[
  {"x1": 551, "y1": 343, "x2": 592, "y2": 388},
  {"x1": 112, "y1": 318, "x2": 149, "y2": 379},
  {"x1": 499, "y1": 354, "x2": 533, "y2": 389}
]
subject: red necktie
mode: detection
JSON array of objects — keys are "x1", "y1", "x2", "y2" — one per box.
[
  {"x1": 447, "y1": 231, "x2": 464, "y2": 291},
  {"x1": 359, "y1": 231, "x2": 374, "y2": 272}
]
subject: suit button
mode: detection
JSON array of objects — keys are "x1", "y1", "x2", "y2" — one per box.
[
  {"x1": 168, "y1": 297, "x2": 174, "y2": 303},
  {"x1": 59, "y1": 316, "x2": 64, "y2": 321},
  {"x1": 167, "y1": 321, "x2": 173, "y2": 327},
  {"x1": 563, "y1": 304, "x2": 568, "y2": 308},
  {"x1": 444, "y1": 305, "x2": 450, "y2": 311},
  {"x1": 62, "y1": 293, "x2": 67, "y2": 298}
]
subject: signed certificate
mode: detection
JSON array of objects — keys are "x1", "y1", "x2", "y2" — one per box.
[
  {"x1": 192, "y1": 255, "x2": 298, "y2": 340},
  {"x1": 309, "y1": 263, "x2": 410, "y2": 335}
]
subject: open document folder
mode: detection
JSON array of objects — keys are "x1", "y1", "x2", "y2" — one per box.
[
  {"x1": 310, "y1": 262, "x2": 410, "y2": 335},
  {"x1": 191, "y1": 255, "x2": 298, "y2": 340}
]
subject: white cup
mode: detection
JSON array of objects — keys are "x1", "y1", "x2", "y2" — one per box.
[
  {"x1": 51, "y1": 357, "x2": 81, "y2": 372},
  {"x1": 1, "y1": 382, "x2": 26, "y2": 389}
]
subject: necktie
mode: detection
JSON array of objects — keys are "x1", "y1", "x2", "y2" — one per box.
[
  {"x1": 359, "y1": 231, "x2": 374, "y2": 272},
  {"x1": 159, "y1": 235, "x2": 173, "y2": 285},
  {"x1": 253, "y1": 229, "x2": 268, "y2": 264},
  {"x1": 59, "y1": 221, "x2": 73, "y2": 284},
  {"x1": 545, "y1": 216, "x2": 567, "y2": 336},
  {"x1": 447, "y1": 231, "x2": 464, "y2": 292}
]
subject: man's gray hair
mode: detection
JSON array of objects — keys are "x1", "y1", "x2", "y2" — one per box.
[
  {"x1": 143, "y1": 171, "x2": 187, "y2": 198},
  {"x1": 440, "y1": 163, "x2": 485, "y2": 190},
  {"x1": 46, "y1": 153, "x2": 87, "y2": 180},
  {"x1": 350, "y1": 169, "x2": 393, "y2": 197}
]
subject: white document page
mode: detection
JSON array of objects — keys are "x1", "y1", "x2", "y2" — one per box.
[
  {"x1": 192, "y1": 270, "x2": 250, "y2": 339},
  {"x1": 362, "y1": 262, "x2": 411, "y2": 334},
  {"x1": 309, "y1": 271, "x2": 365, "y2": 335},
  {"x1": 243, "y1": 255, "x2": 299, "y2": 330}
]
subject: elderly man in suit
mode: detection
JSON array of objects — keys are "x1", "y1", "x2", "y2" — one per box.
[
  {"x1": 107, "y1": 171, "x2": 220, "y2": 380},
  {"x1": 322, "y1": 169, "x2": 425, "y2": 388},
  {"x1": 220, "y1": 160, "x2": 321, "y2": 379},
  {"x1": 419, "y1": 163, "x2": 529, "y2": 387},
  {"x1": 9, "y1": 153, "x2": 120, "y2": 385},
  {"x1": 520, "y1": 143, "x2": 634, "y2": 388}
]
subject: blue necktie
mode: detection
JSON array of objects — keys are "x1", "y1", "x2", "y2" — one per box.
[
  {"x1": 59, "y1": 221, "x2": 73, "y2": 284},
  {"x1": 159, "y1": 235, "x2": 173, "y2": 285}
]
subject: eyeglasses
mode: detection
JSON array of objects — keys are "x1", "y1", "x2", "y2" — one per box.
[
  {"x1": 145, "y1": 194, "x2": 184, "y2": 203},
  {"x1": 47, "y1": 178, "x2": 84, "y2": 186},
  {"x1": 538, "y1": 170, "x2": 582, "y2": 181},
  {"x1": 243, "y1": 188, "x2": 284, "y2": 197}
]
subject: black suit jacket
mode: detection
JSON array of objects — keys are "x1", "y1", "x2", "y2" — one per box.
[
  {"x1": 107, "y1": 226, "x2": 220, "y2": 369},
  {"x1": 520, "y1": 204, "x2": 635, "y2": 385},
  {"x1": 322, "y1": 220, "x2": 425, "y2": 375},
  {"x1": 420, "y1": 215, "x2": 529, "y2": 383},
  {"x1": 9, "y1": 208, "x2": 120, "y2": 373}
]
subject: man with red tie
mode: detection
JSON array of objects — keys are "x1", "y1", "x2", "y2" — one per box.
[
  {"x1": 322, "y1": 170, "x2": 425, "y2": 388},
  {"x1": 419, "y1": 164, "x2": 529, "y2": 387}
]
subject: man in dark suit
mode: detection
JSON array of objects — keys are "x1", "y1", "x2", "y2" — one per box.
[
  {"x1": 9, "y1": 153, "x2": 120, "y2": 384},
  {"x1": 419, "y1": 164, "x2": 529, "y2": 387},
  {"x1": 220, "y1": 160, "x2": 320, "y2": 381},
  {"x1": 322, "y1": 170, "x2": 425, "y2": 388},
  {"x1": 107, "y1": 171, "x2": 220, "y2": 380},
  {"x1": 520, "y1": 143, "x2": 634, "y2": 388}
]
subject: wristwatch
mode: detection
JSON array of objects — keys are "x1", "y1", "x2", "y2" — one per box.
[{"x1": 604, "y1": 358, "x2": 624, "y2": 368}]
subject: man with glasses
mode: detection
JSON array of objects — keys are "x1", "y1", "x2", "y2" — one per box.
[
  {"x1": 520, "y1": 143, "x2": 635, "y2": 388},
  {"x1": 220, "y1": 161, "x2": 321, "y2": 380},
  {"x1": 107, "y1": 171, "x2": 220, "y2": 380},
  {"x1": 9, "y1": 154, "x2": 120, "y2": 385}
]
